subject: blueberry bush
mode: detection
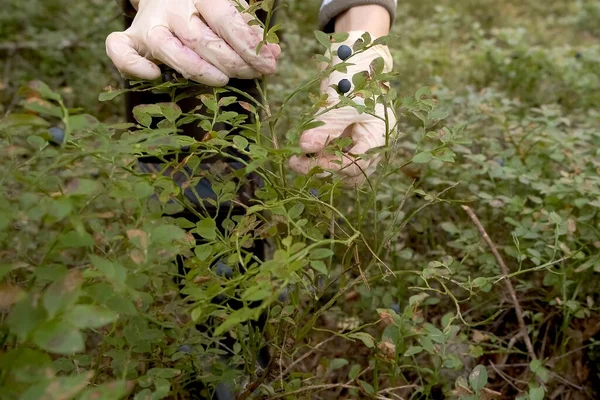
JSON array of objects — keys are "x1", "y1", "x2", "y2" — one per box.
[{"x1": 1, "y1": 0, "x2": 599, "y2": 399}]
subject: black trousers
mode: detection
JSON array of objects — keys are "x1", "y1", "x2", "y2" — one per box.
[{"x1": 123, "y1": 2, "x2": 274, "y2": 373}]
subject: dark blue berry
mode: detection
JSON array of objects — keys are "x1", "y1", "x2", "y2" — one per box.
[
  {"x1": 337, "y1": 45, "x2": 352, "y2": 61},
  {"x1": 213, "y1": 260, "x2": 233, "y2": 279},
  {"x1": 213, "y1": 294, "x2": 228, "y2": 304},
  {"x1": 180, "y1": 145, "x2": 190, "y2": 153},
  {"x1": 162, "y1": 70, "x2": 174, "y2": 82},
  {"x1": 278, "y1": 287, "x2": 289, "y2": 303},
  {"x1": 178, "y1": 344, "x2": 192, "y2": 353},
  {"x1": 390, "y1": 303, "x2": 401, "y2": 314},
  {"x1": 49, "y1": 127, "x2": 65, "y2": 145},
  {"x1": 338, "y1": 79, "x2": 352, "y2": 94},
  {"x1": 309, "y1": 189, "x2": 319, "y2": 197}
]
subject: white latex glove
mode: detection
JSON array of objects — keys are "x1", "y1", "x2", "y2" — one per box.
[
  {"x1": 289, "y1": 31, "x2": 395, "y2": 186},
  {"x1": 106, "y1": 0, "x2": 280, "y2": 86}
]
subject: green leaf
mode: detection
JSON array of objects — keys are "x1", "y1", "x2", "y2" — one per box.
[
  {"x1": 310, "y1": 260, "x2": 328, "y2": 275},
  {"x1": 132, "y1": 105, "x2": 153, "y2": 127},
  {"x1": 418, "y1": 336, "x2": 435, "y2": 353},
  {"x1": 529, "y1": 360, "x2": 550, "y2": 383},
  {"x1": 288, "y1": 203, "x2": 305, "y2": 219},
  {"x1": 149, "y1": 224, "x2": 186, "y2": 244},
  {"x1": 348, "y1": 332, "x2": 375, "y2": 348},
  {"x1": 43, "y1": 270, "x2": 82, "y2": 318},
  {"x1": 415, "y1": 86, "x2": 431, "y2": 99},
  {"x1": 28, "y1": 80, "x2": 62, "y2": 101},
  {"x1": 27, "y1": 135, "x2": 46, "y2": 150},
  {"x1": 33, "y1": 321, "x2": 85, "y2": 355},
  {"x1": 358, "y1": 380, "x2": 375, "y2": 395},
  {"x1": 89, "y1": 255, "x2": 127, "y2": 284},
  {"x1": 78, "y1": 380, "x2": 131, "y2": 400},
  {"x1": 241, "y1": 286, "x2": 272, "y2": 302},
  {"x1": 0, "y1": 348, "x2": 53, "y2": 383},
  {"x1": 194, "y1": 244, "x2": 212, "y2": 261},
  {"x1": 65, "y1": 305, "x2": 119, "y2": 329},
  {"x1": 7, "y1": 295, "x2": 47, "y2": 341},
  {"x1": 314, "y1": 30, "x2": 331, "y2": 48},
  {"x1": 0, "y1": 113, "x2": 50, "y2": 128},
  {"x1": 147, "y1": 368, "x2": 181, "y2": 379},
  {"x1": 196, "y1": 218, "x2": 217, "y2": 241},
  {"x1": 301, "y1": 120, "x2": 326, "y2": 131},
  {"x1": 404, "y1": 346, "x2": 423, "y2": 357},
  {"x1": 232, "y1": 135, "x2": 249, "y2": 150},
  {"x1": 52, "y1": 230, "x2": 90, "y2": 255},
  {"x1": 214, "y1": 307, "x2": 256, "y2": 336},
  {"x1": 412, "y1": 152, "x2": 433, "y2": 164},
  {"x1": 66, "y1": 179, "x2": 102, "y2": 196},
  {"x1": 471, "y1": 277, "x2": 488, "y2": 288},
  {"x1": 442, "y1": 354, "x2": 463, "y2": 369},
  {"x1": 310, "y1": 248, "x2": 334, "y2": 260},
  {"x1": 331, "y1": 32, "x2": 350, "y2": 42},
  {"x1": 328, "y1": 358, "x2": 348, "y2": 371},
  {"x1": 99, "y1": 87, "x2": 131, "y2": 102},
  {"x1": 469, "y1": 365, "x2": 488, "y2": 393},
  {"x1": 529, "y1": 386, "x2": 545, "y2": 400},
  {"x1": 266, "y1": 30, "x2": 279, "y2": 44},
  {"x1": 425, "y1": 325, "x2": 446, "y2": 344},
  {"x1": 199, "y1": 94, "x2": 218, "y2": 113},
  {"x1": 158, "y1": 102, "x2": 182, "y2": 122},
  {"x1": 20, "y1": 371, "x2": 93, "y2": 400},
  {"x1": 68, "y1": 114, "x2": 99, "y2": 131},
  {"x1": 348, "y1": 364, "x2": 361, "y2": 380}
]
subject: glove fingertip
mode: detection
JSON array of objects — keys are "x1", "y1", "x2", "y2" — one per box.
[{"x1": 267, "y1": 43, "x2": 281, "y2": 60}]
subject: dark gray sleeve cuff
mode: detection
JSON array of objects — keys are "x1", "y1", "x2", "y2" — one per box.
[
  {"x1": 318, "y1": 0, "x2": 397, "y2": 32},
  {"x1": 116, "y1": 0, "x2": 137, "y2": 18}
]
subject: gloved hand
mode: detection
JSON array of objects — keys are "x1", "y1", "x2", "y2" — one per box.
[
  {"x1": 106, "y1": 0, "x2": 280, "y2": 86},
  {"x1": 289, "y1": 31, "x2": 395, "y2": 186}
]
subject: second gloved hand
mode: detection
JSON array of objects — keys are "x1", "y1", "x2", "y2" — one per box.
[
  {"x1": 106, "y1": 0, "x2": 280, "y2": 86},
  {"x1": 289, "y1": 31, "x2": 395, "y2": 186}
]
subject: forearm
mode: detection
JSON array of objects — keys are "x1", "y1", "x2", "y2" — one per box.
[{"x1": 334, "y1": 5, "x2": 390, "y2": 37}]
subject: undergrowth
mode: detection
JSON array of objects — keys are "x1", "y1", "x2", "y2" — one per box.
[{"x1": 1, "y1": 0, "x2": 599, "y2": 399}]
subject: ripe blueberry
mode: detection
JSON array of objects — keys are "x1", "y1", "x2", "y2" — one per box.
[
  {"x1": 390, "y1": 303, "x2": 400, "y2": 313},
  {"x1": 337, "y1": 45, "x2": 352, "y2": 61},
  {"x1": 178, "y1": 344, "x2": 192, "y2": 353},
  {"x1": 49, "y1": 127, "x2": 65, "y2": 145},
  {"x1": 278, "y1": 286, "x2": 289, "y2": 303},
  {"x1": 213, "y1": 260, "x2": 233, "y2": 279},
  {"x1": 338, "y1": 79, "x2": 351, "y2": 94},
  {"x1": 162, "y1": 70, "x2": 174, "y2": 82}
]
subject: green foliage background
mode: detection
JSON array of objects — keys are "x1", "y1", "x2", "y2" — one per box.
[{"x1": 1, "y1": 0, "x2": 600, "y2": 399}]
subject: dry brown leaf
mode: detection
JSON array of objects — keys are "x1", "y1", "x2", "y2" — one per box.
[
  {"x1": 127, "y1": 229, "x2": 148, "y2": 250},
  {"x1": 130, "y1": 249, "x2": 145, "y2": 265},
  {"x1": 472, "y1": 330, "x2": 491, "y2": 343},
  {"x1": 0, "y1": 284, "x2": 25, "y2": 310},
  {"x1": 378, "y1": 340, "x2": 396, "y2": 362},
  {"x1": 378, "y1": 310, "x2": 395, "y2": 326},
  {"x1": 481, "y1": 387, "x2": 503, "y2": 399}
]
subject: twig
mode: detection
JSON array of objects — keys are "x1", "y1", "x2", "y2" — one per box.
[
  {"x1": 354, "y1": 245, "x2": 370, "y2": 290},
  {"x1": 378, "y1": 384, "x2": 418, "y2": 400},
  {"x1": 274, "y1": 336, "x2": 336, "y2": 382},
  {"x1": 498, "y1": 333, "x2": 522, "y2": 365},
  {"x1": 462, "y1": 205, "x2": 537, "y2": 361},
  {"x1": 269, "y1": 383, "x2": 359, "y2": 399},
  {"x1": 489, "y1": 361, "x2": 523, "y2": 392}
]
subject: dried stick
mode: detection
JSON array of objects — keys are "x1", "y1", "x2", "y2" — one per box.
[
  {"x1": 274, "y1": 336, "x2": 336, "y2": 383},
  {"x1": 462, "y1": 205, "x2": 537, "y2": 361}
]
